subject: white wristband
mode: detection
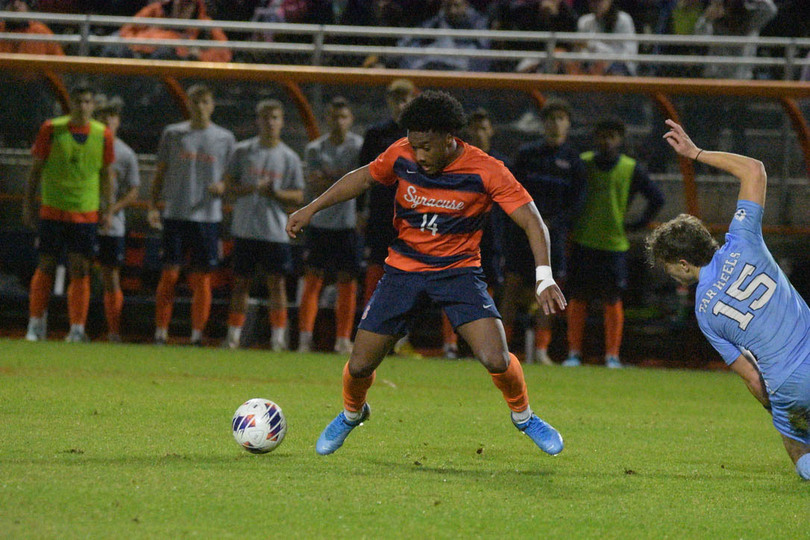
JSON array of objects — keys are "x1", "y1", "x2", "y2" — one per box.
[{"x1": 535, "y1": 265, "x2": 556, "y2": 296}]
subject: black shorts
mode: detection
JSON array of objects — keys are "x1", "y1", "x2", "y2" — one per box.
[
  {"x1": 358, "y1": 265, "x2": 500, "y2": 336},
  {"x1": 566, "y1": 243, "x2": 627, "y2": 303},
  {"x1": 304, "y1": 227, "x2": 361, "y2": 275},
  {"x1": 232, "y1": 238, "x2": 292, "y2": 277},
  {"x1": 161, "y1": 219, "x2": 220, "y2": 270},
  {"x1": 97, "y1": 235, "x2": 126, "y2": 267},
  {"x1": 38, "y1": 219, "x2": 98, "y2": 259}
]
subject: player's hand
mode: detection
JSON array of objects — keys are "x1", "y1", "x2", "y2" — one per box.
[
  {"x1": 535, "y1": 283, "x2": 567, "y2": 315},
  {"x1": 208, "y1": 182, "x2": 226, "y2": 197},
  {"x1": 257, "y1": 177, "x2": 274, "y2": 197},
  {"x1": 663, "y1": 119, "x2": 701, "y2": 159},
  {"x1": 147, "y1": 208, "x2": 163, "y2": 230},
  {"x1": 286, "y1": 207, "x2": 313, "y2": 239},
  {"x1": 99, "y1": 211, "x2": 113, "y2": 233}
]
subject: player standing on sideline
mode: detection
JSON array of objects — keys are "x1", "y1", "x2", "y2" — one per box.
[
  {"x1": 147, "y1": 84, "x2": 235, "y2": 346},
  {"x1": 297, "y1": 97, "x2": 364, "y2": 354},
  {"x1": 287, "y1": 91, "x2": 567, "y2": 456},
  {"x1": 357, "y1": 79, "x2": 422, "y2": 357},
  {"x1": 223, "y1": 100, "x2": 304, "y2": 350},
  {"x1": 501, "y1": 99, "x2": 586, "y2": 365},
  {"x1": 647, "y1": 119, "x2": 810, "y2": 481},
  {"x1": 23, "y1": 84, "x2": 114, "y2": 343},
  {"x1": 94, "y1": 97, "x2": 140, "y2": 342},
  {"x1": 563, "y1": 117, "x2": 664, "y2": 368}
]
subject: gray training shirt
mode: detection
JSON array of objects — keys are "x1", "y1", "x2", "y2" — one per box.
[
  {"x1": 157, "y1": 121, "x2": 236, "y2": 223},
  {"x1": 228, "y1": 137, "x2": 304, "y2": 243},
  {"x1": 304, "y1": 131, "x2": 363, "y2": 230},
  {"x1": 100, "y1": 137, "x2": 140, "y2": 238}
]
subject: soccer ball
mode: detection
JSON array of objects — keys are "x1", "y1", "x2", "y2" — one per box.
[{"x1": 232, "y1": 398, "x2": 287, "y2": 454}]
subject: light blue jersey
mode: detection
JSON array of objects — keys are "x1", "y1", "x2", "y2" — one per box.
[{"x1": 695, "y1": 200, "x2": 810, "y2": 394}]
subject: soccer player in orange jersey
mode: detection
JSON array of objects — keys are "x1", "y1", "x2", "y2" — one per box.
[{"x1": 287, "y1": 91, "x2": 567, "y2": 457}]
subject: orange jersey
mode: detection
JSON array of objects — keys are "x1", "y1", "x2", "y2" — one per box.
[{"x1": 369, "y1": 138, "x2": 532, "y2": 272}]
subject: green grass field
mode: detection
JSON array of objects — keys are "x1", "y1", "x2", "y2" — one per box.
[{"x1": 0, "y1": 338, "x2": 807, "y2": 539}]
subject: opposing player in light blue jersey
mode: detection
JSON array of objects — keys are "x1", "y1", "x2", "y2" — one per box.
[{"x1": 647, "y1": 119, "x2": 810, "y2": 481}]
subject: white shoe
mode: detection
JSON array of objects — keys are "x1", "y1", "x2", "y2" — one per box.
[
  {"x1": 334, "y1": 337, "x2": 353, "y2": 355},
  {"x1": 65, "y1": 328, "x2": 89, "y2": 343},
  {"x1": 270, "y1": 337, "x2": 286, "y2": 352},
  {"x1": 534, "y1": 349, "x2": 554, "y2": 366},
  {"x1": 443, "y1": 342, "x2": 459, "y2": 359},
  {"x1": 25, "y1": 316, "x2": 46, "y2": 342},
  {"x1": 297, "y1": 331, "x2": 313, "y2": 353}
]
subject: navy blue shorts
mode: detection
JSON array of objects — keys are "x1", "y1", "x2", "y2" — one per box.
[
  {"x1": 232, "y1": 238, "x2": 292, "y2": 276},
  {"x1": 38, "y1": 219, "x2": 97, "y2": 259},
  {"x1": 304, "y1": 227, "x2": 361, "y2": 275},
  {"x1": 358, "y1": 265, "x2": 500, "y2": 336},
  {"x1": 161, "y1": 219, "x2": 220, "y2": 270},
  {"x1": 505, "y1": 224, "x2": 568, "y2": 285},
  {"x1": 566, "y1": 243, "x2": 627, "y2": 302},
  {"x1": 97, "y1": 235, "x2": 126, "y2": 267}
]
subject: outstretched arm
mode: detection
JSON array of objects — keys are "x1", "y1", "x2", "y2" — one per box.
[
  {"x1": 508, "y1": 202, "x2": 567, "y2": 315},
  {"x1": 663, "y1": 119, "x2": 766, "y2": 207},
  {"x1": 286, "y1": 165, "x2": 376, "y2": 239}
]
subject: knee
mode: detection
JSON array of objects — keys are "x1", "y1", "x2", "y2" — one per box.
[
  {"x1": 479, "y1": 349, "x2": 510, "y2": 374},
  {"x1": 797, "y1": 453, "x2": 810, "y2": 480},
  {"x1": 347, "y1": 358, "x2": 375, "y2": 379}
]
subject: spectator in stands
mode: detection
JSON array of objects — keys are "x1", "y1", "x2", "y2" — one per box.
[
  {"x1": 694, "y1": 0, "x2": 777, "y2": 80},
  {"x1": 22, "y1": 84, "x2": 115, "y2": 343},
  {"x1": 575, "y1": 0, "x2": 639, "y2": 75},
  {"x1": 147, "y1": 84, "x2": 236, "y2": 346},
  {"x1": 489, "y1": 0, "x2": 579, "y2": 73},
  {"x1": 223, "y1": 100, "x2": 304, "y2": 351},
  {"x1": 298, "y1": 97, "x2": 364, "y2": 354},
  {"x1": 398, "y1": 0, "x2": 491, "y2": 72},
  {"x1": 247, "y1": 0, "x2": 333, "y2": 63},
  {"x1": 0, "y1": 0, "x2": 65, "y2": 55},
  {"x1": 654, "y1": 0, "x2": 707, "y2": 78},
  {"x1": 563, "y1": 118, "x2": 663, "y2": 368},
  {"x1": 111, "y1": 0, "x2": 232, "y2": 62},
  {"x1": 331, "y1": 0, "x2": 418, "y2": 68},
  {"x1": 502, "y1": 99, "x2": 586, "y2": 365},
  {"x1": 94, "y1": 96, "x2": 141, "y2": 343},
  {"x1": 0, "y1": 0, "x2": 64, "y2": 148}
]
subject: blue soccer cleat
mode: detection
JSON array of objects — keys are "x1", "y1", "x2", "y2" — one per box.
[
  {"x1": 514, "y1": 414, "x2": 564, "y2": 456},
  {"x1": 315, "y1": 403, "x2": 371, "y2": 455},
  {"x1": 562, "y1": 354, "x2": 582, "y2": 367}
]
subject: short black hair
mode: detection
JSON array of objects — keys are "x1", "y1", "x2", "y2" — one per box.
[
  {"x1": 398, "y1": 90, "x2": 466, "y2": 135},
  {"x1": 540, "y1": 98, "x2": 571, "y2": 121},
  {"x1": 329, "y1": 96, "x2": 351, "y2": 110},
  {"x1": 468, "y1": 107, "x2": 490, "y2": 124},
  {"x1": 594, "y1": 116, "x2": 625, "y2": 137},
  {"x1": 68, "y1": 83, "x2": 95, "y2": 99}
]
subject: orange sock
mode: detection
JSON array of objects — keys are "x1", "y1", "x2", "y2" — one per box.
[
  {"x1": 535, "y1": 327, "x2": 552, "y2": 350},
  {"x1": 103, "y1": 289, "x2": 124, "y2": 335},
  {"x1": 336, "y1": 281, "x2": 357, "y2": 340},
  {"x1": 604, "y1": 300, "x2": 624, "y2": 357},
  {"x1": 490, "y1": 353, "x2": 529, "y2": 413},
  {"x1": 155, "y1": 268, "x2": 180, "y2": 329},
  {"x1": 363, "y1": 264, "x2": 385, "y2": 305},
  {"x1": 189, "y1": 272, "x2": 212, "y2": 333},
  {"x1": 298, "y1": 274, "x2": 323, "y2": 333},
  {"x1": 67, "y1": 275, "x2": 90, "y2": 326},
  {"x1": 228, "y1": 311, "x2": 246, "y2": 328},
  {"x1": 566, "y1": 298, "x2": 587, "y2": 353},
  {"x1": 269, "y1": 308, "x2": 287, "y2": 331},
  {"x1": 342, "y1": 362, "x2": 375, "y2": 412},
  {"x1": 441, "y1": 312, "x2": 457, "y2": 346},
  {"x1": 29, "y1": 268, "x2": 54, "y2": 318}
]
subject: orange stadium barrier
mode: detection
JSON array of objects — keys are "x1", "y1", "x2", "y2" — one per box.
[{"x1": 2, "y1": 53, "x2": 810, "y2": 234}]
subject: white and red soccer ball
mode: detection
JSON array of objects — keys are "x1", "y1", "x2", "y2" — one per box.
[{"x1": 232, "y1": 398, "x2": 287, "y2": 454}]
